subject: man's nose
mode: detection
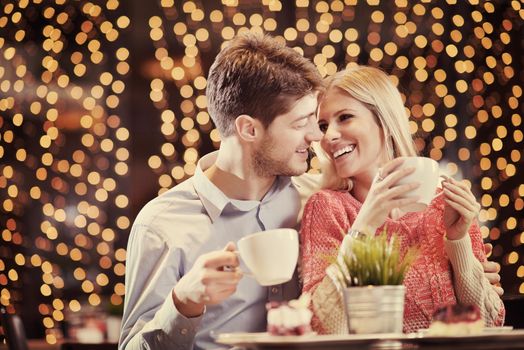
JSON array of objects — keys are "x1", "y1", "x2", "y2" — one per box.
[{"x1": 306, "y1": 122, "x2": 323, "y2": 142}]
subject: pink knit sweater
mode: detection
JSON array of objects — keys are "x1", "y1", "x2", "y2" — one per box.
[{"x1": 300, "y1": 189, "x2": 505, "y2": 334}]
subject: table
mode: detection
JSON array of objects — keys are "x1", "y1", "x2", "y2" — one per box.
[
  {"x1": 216, "y1": 330, "x2": 524, "y2": 350},
  {"x1": 60, "y1": 342, "x2": 117, "y2": 350},
  {"x1": 0, "y1": 340, "x2": 59, "y2": 350},
  {"x1": 0, "y1": 340, "x2": 117, "y2": 350}
]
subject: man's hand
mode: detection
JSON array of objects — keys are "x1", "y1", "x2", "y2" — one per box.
[
  {"x1": 482, "y1": 243, "x2": 504, "y2": 296},
  {"x1": 173, "y1": 242, "x2": 242, "y2": 317}
]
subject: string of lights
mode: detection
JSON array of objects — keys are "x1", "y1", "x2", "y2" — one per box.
[
  {"x1": 0, "y1": 0, "x2": 522, "y2": 342},
  {"x1": 0, "y1": 0, "x2": 130, "y2": 342}
]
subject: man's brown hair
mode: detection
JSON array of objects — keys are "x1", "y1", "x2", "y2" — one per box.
[{"x1": 207, "y1": 33, "x2": 323, "y2": 137}]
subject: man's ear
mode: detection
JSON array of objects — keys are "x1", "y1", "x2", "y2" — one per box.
[{"x1": 235, "y1": 115, "x2": 262, "y2": 142}]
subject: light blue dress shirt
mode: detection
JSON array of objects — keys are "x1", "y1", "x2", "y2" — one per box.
[{"x1": 119, "y1": 152, "x2": 312, "y2": 350}]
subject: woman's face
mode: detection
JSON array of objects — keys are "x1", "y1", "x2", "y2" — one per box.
[{"x1": 317, "y1": 87, "x2": 388, "y2": 183}]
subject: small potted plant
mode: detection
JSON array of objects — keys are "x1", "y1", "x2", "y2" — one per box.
[{"x1": 333, "y1": 230, "x2": 418, "y2": 334}]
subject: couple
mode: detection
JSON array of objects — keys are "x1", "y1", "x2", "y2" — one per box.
[{"x1": 119, "y1": 33, "x2": 504, "y2": 350}]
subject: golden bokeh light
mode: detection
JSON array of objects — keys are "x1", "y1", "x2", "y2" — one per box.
[{"x1": 0, "y1": 0, "x2": 132, "y2": 337}]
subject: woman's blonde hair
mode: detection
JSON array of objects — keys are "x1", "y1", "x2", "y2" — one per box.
[{"x1": 315, "y1": 65, "x2": 418, "y2": 191}]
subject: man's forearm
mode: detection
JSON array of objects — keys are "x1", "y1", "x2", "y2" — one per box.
[{"x1": 120, "y1": 293, "x2": 202, "y2": 350}]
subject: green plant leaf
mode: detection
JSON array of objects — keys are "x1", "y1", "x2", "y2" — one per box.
[{"x1": 335, "y1": 229, "x2": 419, "y2": 287}]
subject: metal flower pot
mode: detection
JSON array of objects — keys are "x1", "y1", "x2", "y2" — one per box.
[{"x1": 343, "y1": 285, "x2": 405, "y2": 334}]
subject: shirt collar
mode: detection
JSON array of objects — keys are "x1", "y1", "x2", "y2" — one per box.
[{"x1": 193, "y1": 151, "x2": 294, "y2": 222}]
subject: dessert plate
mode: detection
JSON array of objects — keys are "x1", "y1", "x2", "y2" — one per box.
[
  {"x1": 416, "y1": 326, "x2": 513, "y2": 336},
  {"x1": 405, "y1": 328, "x2": 524, "y2": 344}
]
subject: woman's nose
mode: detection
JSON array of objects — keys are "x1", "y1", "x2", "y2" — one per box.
[{"x1": 324, "y1": 124, "x2": 340, "y2": 141}]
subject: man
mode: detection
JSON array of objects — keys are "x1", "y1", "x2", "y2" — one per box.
[
  {"x1": 120, "y1": 33, "x2": 503, "y2": 350},
  {"x1": 119, "y1": 33, "x2": 323, "y2": 350}
]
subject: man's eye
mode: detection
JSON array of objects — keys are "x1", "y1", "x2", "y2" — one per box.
[{"x1": 295, "y1": 121, "x2": 308, "y2": 128}]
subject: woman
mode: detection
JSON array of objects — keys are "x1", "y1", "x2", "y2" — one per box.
[{"x1": 300, "y1": 66, "x2": 505, "y2": 334}]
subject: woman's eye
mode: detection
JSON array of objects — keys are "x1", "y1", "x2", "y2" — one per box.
[
  {"x1": 339, "y1": 114, "x2": 353, "y2": 122},
  {"x1": 318, "y1": 123, "x2": 328, "y2": 133}
]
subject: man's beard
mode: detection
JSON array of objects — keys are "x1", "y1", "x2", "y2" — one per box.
[{"x1": 252, "y1": 135, "x2": 305, "y2": 177}]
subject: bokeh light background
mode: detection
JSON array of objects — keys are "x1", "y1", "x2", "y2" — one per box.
[{"x1": 0, "y1": 0, "x2": 522, "y2": 340}]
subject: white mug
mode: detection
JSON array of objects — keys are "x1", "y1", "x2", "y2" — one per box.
[
  {"x1": 237, "y1": 228, "x2": 299, "y2": 286},
  {"x1": 395, "y1": 156, "x2": 440, "y2": 212}
]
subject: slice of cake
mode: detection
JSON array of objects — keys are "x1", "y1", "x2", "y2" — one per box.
[
  {"x1": 266, "y1": 293, "x2": 313, "y2": 336},
  {"x1": 427, "y1": 304, "x2": 483, "y2": 336}
]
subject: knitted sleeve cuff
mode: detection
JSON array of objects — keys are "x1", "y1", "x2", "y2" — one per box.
[
  {"x1": 444, "y1": 234, "x2": 476, "y2": 273},
  {"x1": 444, "y1": 234, "x2": 505, "y2": 326}
]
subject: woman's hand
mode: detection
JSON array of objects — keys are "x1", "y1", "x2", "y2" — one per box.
[
  {"x1": 352, "y1": 158, "x2": 421, "y2": 234},
  {"x1": 442, "y1": 176, "x2": 481, "y2": 241}
]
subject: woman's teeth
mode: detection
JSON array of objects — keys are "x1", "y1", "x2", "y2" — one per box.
[{"x1": 333, "y1": 145, "x2": 355, "y2": 159}]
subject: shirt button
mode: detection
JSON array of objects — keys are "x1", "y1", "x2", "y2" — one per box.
[
  {"x1": 180, "y1": 328, "x2": 188, "y2": 335},
  {"x1": 271, "y1": 287, "x2": 279, "y2": 294}
]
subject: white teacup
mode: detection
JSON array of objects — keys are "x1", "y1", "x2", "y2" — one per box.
[
  {"x1": 395, "y1": 156, "x2": 440, "y2": 212},
  {"x1": 237, "y1": 228, "x2": 299, "y2": 286}
]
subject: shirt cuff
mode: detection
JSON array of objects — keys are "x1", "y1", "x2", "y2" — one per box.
[
  {"x1": 155, "y1": 293, "x2": 204, "y2": 347},
  {"x1": 444, "y1": 234, "x2": 475, "y2": 273}
]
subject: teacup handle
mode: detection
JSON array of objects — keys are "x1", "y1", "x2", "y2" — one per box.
[
  {"x1": 223, "y1": 252, "x2": 255, "y2": 278},
  {"x1": 223, "y1": 265, "x2": 254, "y2": 278},
  {"x1": 432, "y1": 174, "x2": 451, "y2": 200}
]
